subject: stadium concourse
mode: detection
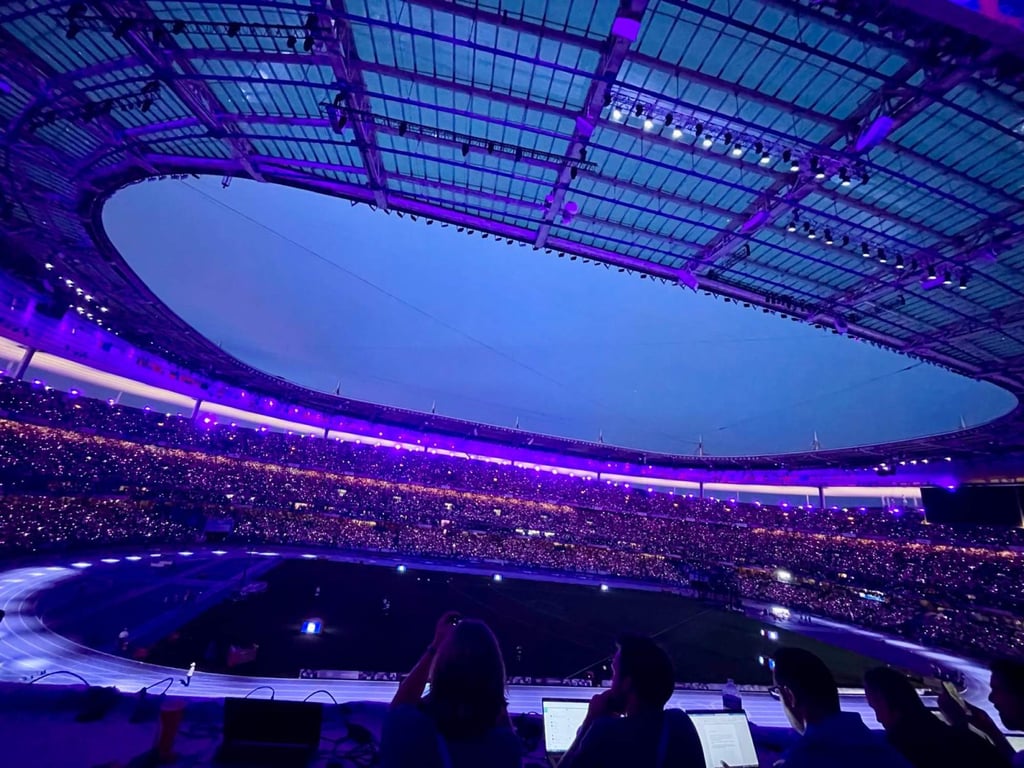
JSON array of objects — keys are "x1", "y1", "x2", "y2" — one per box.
[{"x1": 0, "y1": 547, "x2": 992, "y2": 730}]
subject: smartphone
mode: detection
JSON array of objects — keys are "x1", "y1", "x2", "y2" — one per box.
[{"x1": 943, "y1": 680, "x2": 968, "y2": 713}]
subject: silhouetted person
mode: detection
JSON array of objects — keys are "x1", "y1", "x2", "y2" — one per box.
[
  {"x1": 381, "y1": 611, "x2": 520, "y2": 768},
  {"x1": 940, "y1": 659, "x2": 1024, "y2": 767},
  {"x1": 773, "y1": 647, "x2": 911, "y2": 768},
  {"x1": 865, "y1": 666, "x2": 1007, "y2": 768},
  {"x1": 559, "y1": 634, "x2": 703, "y2": 768}
]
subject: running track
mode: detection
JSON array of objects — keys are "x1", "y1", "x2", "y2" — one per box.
[{"x1": 0, "y1": 550, "x2": 1000, "y2": 730}]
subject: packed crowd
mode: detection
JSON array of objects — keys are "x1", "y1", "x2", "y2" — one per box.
[
  {"x1": 2, "y1": 377, "x2": 1008, "y2": 544},
  {"x1": 1, "y1": 379, "x2": 1023, "y2": 660}
]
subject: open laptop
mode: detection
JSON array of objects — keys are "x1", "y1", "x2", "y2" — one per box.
[
  {"x1": 542, "y1": 697, "x2": 590, "y2": 766},
  {"x1": 688, "y1": 710, "x2": 759, "y2": 768},
  {"x1": 216, "y1": 697, "x2": 323, "y2": 766}
]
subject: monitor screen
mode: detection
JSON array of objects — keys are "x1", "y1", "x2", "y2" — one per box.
[
  {"x1": 689, "y1": 711, "x2": 758, "y2": 768},
  {"x1": 1006, "y1": 735, "x2": 1024, "y2": 752},
  {"x1": 542, "y1": 699, "x2": 590, "y2": 754}
]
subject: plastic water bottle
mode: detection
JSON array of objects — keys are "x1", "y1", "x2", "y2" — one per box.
[{"x1": 722, "y1": 678, "x2": 742, "y2": 711}]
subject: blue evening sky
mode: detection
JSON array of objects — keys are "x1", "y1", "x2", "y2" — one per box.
[{"x1": 102, "y1": 177, "x2": 1015, "y2": 456}]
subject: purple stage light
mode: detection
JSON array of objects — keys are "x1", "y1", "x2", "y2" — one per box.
[
  {"x1": 855, "y1": 114, "x2": 895, "y2": 152},
  {"x1": 740, "y1": 209, "x2": 770, "y2": 233}
]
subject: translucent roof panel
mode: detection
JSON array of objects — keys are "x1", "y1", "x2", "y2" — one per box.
[{"x1": 0, "y1": 0, "x2": 1022, "y2": 452}]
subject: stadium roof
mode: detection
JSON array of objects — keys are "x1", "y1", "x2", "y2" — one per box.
[{"x1": 1, "y1": 0, "x2": 1023, "y2": 471}]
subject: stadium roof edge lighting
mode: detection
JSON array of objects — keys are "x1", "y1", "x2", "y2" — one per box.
[{"x1": 0, "y1": 1, "x2": 1023, "y2": 479}]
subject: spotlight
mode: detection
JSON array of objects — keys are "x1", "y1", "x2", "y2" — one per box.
[
  {"x1": 702, "y1": 134, "x2": 713, "y2": 149},
  {"x1": 672, "y1": 127, "x2": 683, "y2": 139},
  {"x1": 731, "y1": 142, "x2": 743, "y2": 157},
  {"x1": 839, "y1": 168, "x2": 852, "y2": 186},
  {"x1": 301, "y1": 619, "x2": 322, "y2": 635},
  {"x1": 860, "y1": 171, "x2": 870, "y2": 184},
  {"x1": 694, "y1": 122, "x2": 704, "y2": 137},
  {"x1": 959, "y1": 272, "x2": 968, "y2": 290},
  {"x1": 461, "y1": 142, "x2": 470, "y2": 157},
  {"x1": 895, "y1": 254, "x2": 905, "y2": 270},
  {"x1": 140, "y1": 97, "x2": 153, "y2": 113},
  {"x1": 824, "y1": 229, "x2": 834, "y2": 245},
  {"x1": 286, "y1": 33, "x2": 296, "y2": 49},
  {"x1": 942, "y1": 271, "x2": 953, "y2": 286},
  {"x1": 755, "y1": 141, "x2": 764, "y2": 154},
  {"x1": 664, "y1": 113, "x2": 673, "y2": 126},
  {"x1": 877, "y1": 247, "x2": 888, "y2": 264},
  {"x1": 398, "y1": 121, "x2": 408, "y2": 136},
  {"x1": 303, "y1": 33, "x2": 314, "y2": 51},
  {"x1": 786, "y1": 220, "x2": 798, "y2": 233},
  {"x1": 927, "y1": 264, "x2": 937, "y2": 280},
  {"x1": 227, "y1": 21, "x2": 241, "y2": 37},
  {"x1": 724, "y1": 132, "x2": 733, "y2": 145},
  {"x1": 841, "y1": 235, "x2": 850, "y2": 247},
  {"x1": 861, "y1": 242, "x2": 871, "y2": 257},
  {"x1": 611, "y1": 107, "x2": 622, "y2": 120},
  {"x1": 759, "y1": 150, "x2": 771, "y2": 165},
  {"x1": 643, "y1": 117, "x2": 654, "y2": 131},
  {"x1": 304, "y1": 13, "x2": 318, "y2": 29},
  {"x1": 812, "y1": 157, "x2": 826, "y2": 180},
  {"x1": 634, "y1": 104, "x2": 644, "y2": 117},
  {"x1": 807, "y1": 227, "x2": 817, "y2": 239}
]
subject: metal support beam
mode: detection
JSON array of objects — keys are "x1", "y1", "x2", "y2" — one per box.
[
  {"x1": 689, "y1": 34, "x2": 1002, "y2": 303},
  {"x1": 94, "y1": 2, "x2": 265, "y2": 183},
  {"x1": 12, "y1": 347, "x2": 35, "y2": 381},
  {"x1": 0, "y1": 27, "x2": 156, "y2": 180},
  {"x1": 322, "y1": 0, "x2": 389, "y2": 209},
  {"x1": 534, "y1": 1, "x2": 648, "y2": 248}
]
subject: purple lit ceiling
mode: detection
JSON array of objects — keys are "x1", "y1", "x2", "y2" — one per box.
[{"x1": 1, "y1": 0, "x2": 1023, "y2": 471}]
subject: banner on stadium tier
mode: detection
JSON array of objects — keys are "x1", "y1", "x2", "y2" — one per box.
[
  {"x1": 227, "y1": 644, "x2": 259, "y2": 667},
  {"x1": 302, "y1": 669, "x2": 362, "y2": 680},
  {"x1": 204, "y1": 517, "x2": 235, "y2": 533}
]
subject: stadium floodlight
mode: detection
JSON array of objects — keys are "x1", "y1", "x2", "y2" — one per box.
[
  {"x1": 71, "y1": 562, "x2": 91, "y2": 568},
  {"x1": 774, "y1": 569, "x2": 792, "y2": 584},
  {"x1": 178, "y1": 551, "x2": 194, "y2": 556},
  {"x1": 493, "y1": 573, "x2": 503, "y2": 582},
  {"x1": 100, "y1": 558, "x2": 120, "y2": 564},
  {"x1": 397, "y1": 564, "x2": 407, "y2": 573},
  {"x1": 301, "y1": 619, "x2": 322, "y2": 635},
  {"x1": 600, "y1": 584, "x2": 610, "y2": 592}
]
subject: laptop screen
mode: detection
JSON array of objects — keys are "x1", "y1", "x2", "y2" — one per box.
[
  {"x1": 688, "y1": 711, "x2": 758, "y2": 768},
  {"x1": 1007, "y1": 735, "x2": 1024, "y2": 751},
  {"x1": 542, "y1": 699, "x2": 590, "y2": 754}
]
